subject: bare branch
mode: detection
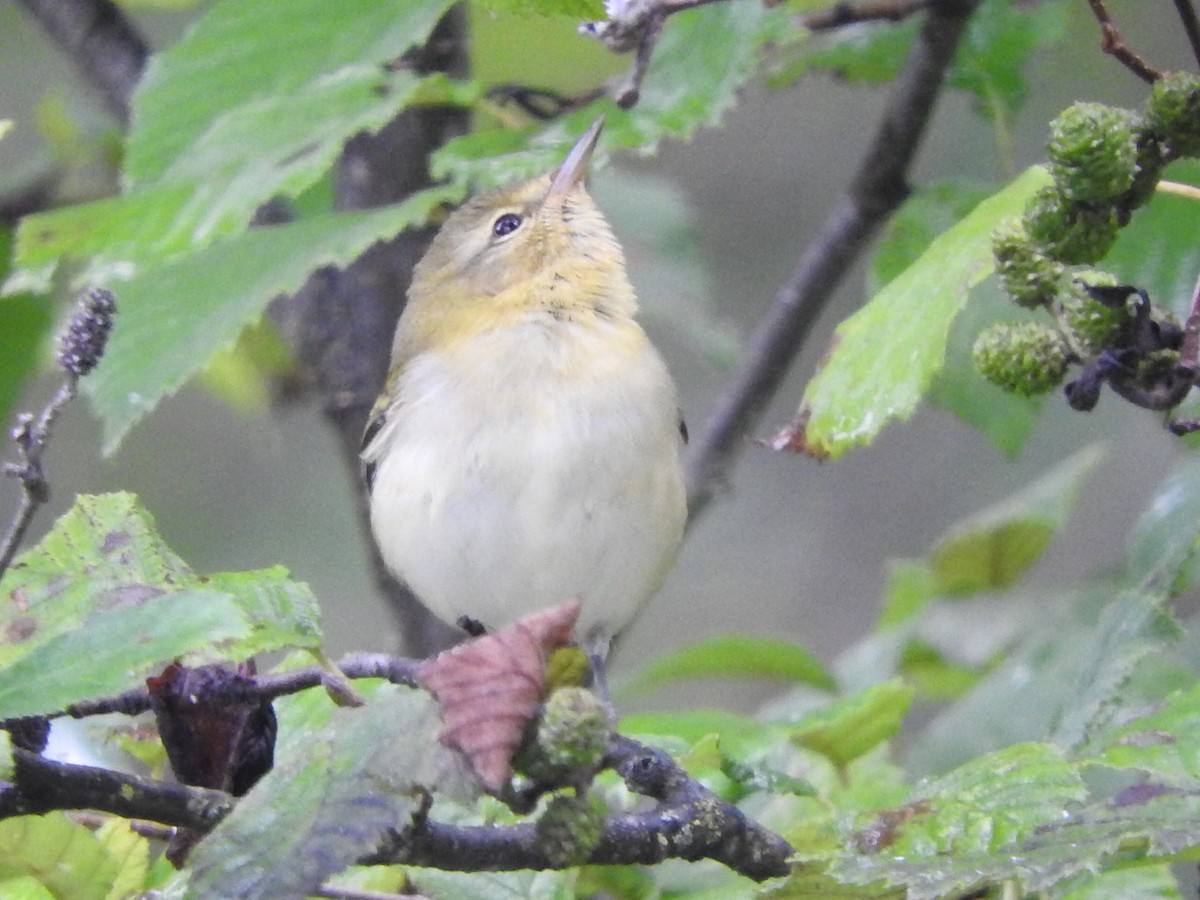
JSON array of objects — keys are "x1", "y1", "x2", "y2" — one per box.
[
  {"x1": 14, "y1": 0, "x2": 148, "y2": 124},
  {"x1": 1, "y1": 748, "x2": 233, "y2": 830},
  {"x1": 801, "y1": 0, "x2": 933, "y2": 30},
  {"x1": 62, "y1": 651, "x2": 425, "y2": 721},
  {"x1": 685, "y1": 0, "x2": 981, "y2": 518},
  {"x1": 369, "y1": 735, "x2": 791, "y2": 880},
  {"x1": 0, "y1": 288, "x2": 116, "y2": 581},
  {"x1": 1085, "y1": 0, "x2": 1162, "y2": 84},
  {"x1": 1172, "y1": 0, "x2": 1200, "y2": 70}
]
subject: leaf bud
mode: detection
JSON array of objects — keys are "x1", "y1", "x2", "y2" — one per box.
[
  {"x1": 517, "y1": 687, "x2": 612, "y2": 783},
  {"x1": 992, "y1": 219, "x2": 1063, "y2": 309},
  {"x1": 973, "y1": 322, "x2": 1070, "y2": 396},
  {"x1": 1146, "y1": 71, "x2": 1200, "y2": 158},
  {"x1": 1047, "y1": 102, "x2": 1139, "y2": 202},
  {"x1": 1024, "y1": 187, "x2": 1118, "y2": 265}
]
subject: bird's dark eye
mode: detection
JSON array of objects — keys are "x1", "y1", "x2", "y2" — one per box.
[{"x1": 492, "y1": 213, "x2": 523, "y2": 237}]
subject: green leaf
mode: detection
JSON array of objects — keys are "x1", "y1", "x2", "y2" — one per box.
[
  {"x1": 928, "y1": 444, "x2": 1102, "y2": 595},
  {"x1": 128, "y1": 0, "x2": 451, "y2": 186},
  {"x1": 0, "y1": 814, "x2": 121, "y2": 900},
  {"x1": 620, "y1": 709, "x2": 779, "y2": 760},
  {"x1": 621, "y1": 635, "x2": 835, "y2": 695},
  {"x1": 1052, "y1": 867, "x2": 1182, "y2": 900},
  {"x1": 0, "y1": 493, "x2": 323, "y2": 717},
  {"x1": 1106, "y1": 160, "x2": 1200, "y2": 316},
  {"x1": 1087, "y1": 682, "x2": 1200, "y2": 785},
  {"x1": 767, "y1": 19, "x2": 915, "y2": 88},
  {"x1": 928, "y1": 275, "x2": 1043, "y2": 456},
  {"x1": 405, "y1": 868, "x2": 578, "y2": 900},
  {"x1": 794, "y1": 165, "x2": 1052, "y2": 458},
  {"x1": 0, "y1": 589, "x2": 249, "y2": 719},
  {"x1": 836, "y1": 786, "x2": 1200, "y2": 899},
  {"x1": 870, "y1": 181, "x2": 997, "y2": 294},
  {"x1": 472, "y1": 0, "x2": 603, "y2": 17},
  {"x1": 0, "y1": 877, "x2": 55, "y2": 900},
  {"x1": 204, "y1": 568, "x2": 323, "y2": 657},
  {"x1": 1124, "y1": 454, "x2": 1200, "y2": 594},
  {"x1": 95, "y1": 819, "x2": 151, "y2": 900},
  {"x1": 80, "y1": 184, "x2": 459, "y2": 452},
  {"x1": 183, "y1": 681, "x2": 443, "y2": 899},
  {"x1": 946, "y1": 0, "x2": 1069, "y2": 120},
  {"x1": 434, "y1": 3, "x2": 789, "y2": 187},
  {"x1": 790, "y1": 679, "x2": 914, "y2": 769},
  {"x1": 10, "y1": 0, "x2": 455, "y2": 290},
  {"x1": 907, "y1": 585, "x2": 1180, "y2": 776}
]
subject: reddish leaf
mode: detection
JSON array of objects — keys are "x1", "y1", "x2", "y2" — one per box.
[{"x1": 418, "y1": 601, "x2": 582, "y2": 792}]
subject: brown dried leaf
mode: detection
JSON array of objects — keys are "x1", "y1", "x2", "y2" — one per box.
[{"x1": 418, "y1": 601, "x2": 582, "y2": 792}]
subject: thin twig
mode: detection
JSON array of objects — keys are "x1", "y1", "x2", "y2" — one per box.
[
  {"x1": 0, "y1": 382, "x2": 77, "y2": 580},
  {"x1": 14, "y1": 0, "x2": 148, "y2": 124},
  {"x1": 1172, "y1": 0, "x2": 1200, "y2": 70},
  {"x1": 801, "y1": 0, "x2": 933, "y2": 30},
  {"x1": 684, "y1": 0, "x2": 982, "y2": 518},
  {"x1": 62, "y1": 651, "x2": 425, "y2": 720},
  {"x1": 1085, "y1": 0, "x2": 1162, "y2": 83},
  {"x1": 0, "y1": 288, "x2": 116, "y2": 582}
]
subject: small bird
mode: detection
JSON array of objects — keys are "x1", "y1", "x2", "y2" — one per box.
[{"x1": 361, "y1": 119, "x2": 687, "y2": 673}]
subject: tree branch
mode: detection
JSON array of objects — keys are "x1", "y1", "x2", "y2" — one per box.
[
  {"x1": 684, "y1": 0, "x2": 981, "y2": 517},
  {"x1": 367, "y1": 735, "x2": 792, "y2": 880},
  {"x1": 800, "y1": 0, "x2": 933, "y2": 30},
  {"x1": 0, "y1": 288, "x2": 115, "y2": 580},
  {"x1": 63, "y1": 651, "x2": 425, "y2": 720},
  {"x1": 3, "y1": 731, "x2": 790, "y2": 880},
  {"x1": 1172, "y1": 0, "x2": 1200, "y2": 70},
  {"x1": 1085, "y1": 0, "x2": 1163, "y2": 84},
  {"x1": 1, "y1": 748, "x2": 233, "y2": 829},
  {"x1": 33, "y1": 654, "x2": 792, "y2": 880},
  {"x1": 14, "y1": 0, "x2": 148, "y2": 124}
]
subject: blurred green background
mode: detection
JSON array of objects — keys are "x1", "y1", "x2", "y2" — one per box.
[{"x1": 0, "y1": 1, "x2": 1194, "y2": 711}]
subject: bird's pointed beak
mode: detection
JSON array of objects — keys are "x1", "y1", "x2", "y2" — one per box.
[{"x1": 548, "y1": 118, "x2": 604, "y2": 201}]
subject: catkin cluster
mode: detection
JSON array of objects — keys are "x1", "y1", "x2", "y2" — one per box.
[{"x1": 973, "y1": 73, "x2": 1200, "y2": 404}]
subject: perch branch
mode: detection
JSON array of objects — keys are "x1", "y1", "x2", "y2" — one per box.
[
  {"x1": 14, "y1": 0, "x2": 148, "y2": 124},
  {"x1": 684, "y1": 0, "x2": 981, "y2": 518},
  {"x1": 1085, "y1": 0, "x2": 1162, "y2": 84},
  {"x1": 369, "y1": 734, "x2": 792, "y2": 880},
  {"x1": 3, "y1": 727, "x2": 790, "y2": 880}
]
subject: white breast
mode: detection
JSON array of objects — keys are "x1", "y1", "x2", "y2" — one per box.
[{"x1": 366, "y1": 316, "x2": 686, "y2": 651}]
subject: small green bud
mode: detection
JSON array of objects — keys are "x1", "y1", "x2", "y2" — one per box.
[
  {"x1": 1059, "y1": 270, "x2": 1126, "y2": 355},
  {"x1": 1146, "y1": 71, "x2": 1200, "y2": 158},
  {"x1": 992, "y1": 219, "x2": 1063, "y2": 309},
  {"x1": 1024, "y1": 186, "x2": 1118, "y2": 265},
  {"x1": 1048, "y1": 102, "x2": 1139, "y2": 202},
  {"x1": 516, "y1": 687, "x2": 612, "y2": 783},
  {"x1": 536, "y1": 793, "x2": 603, "y2": 867},
  {"x1": 973, "y1": 322, "x2": 1071, "y2": 396}
]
